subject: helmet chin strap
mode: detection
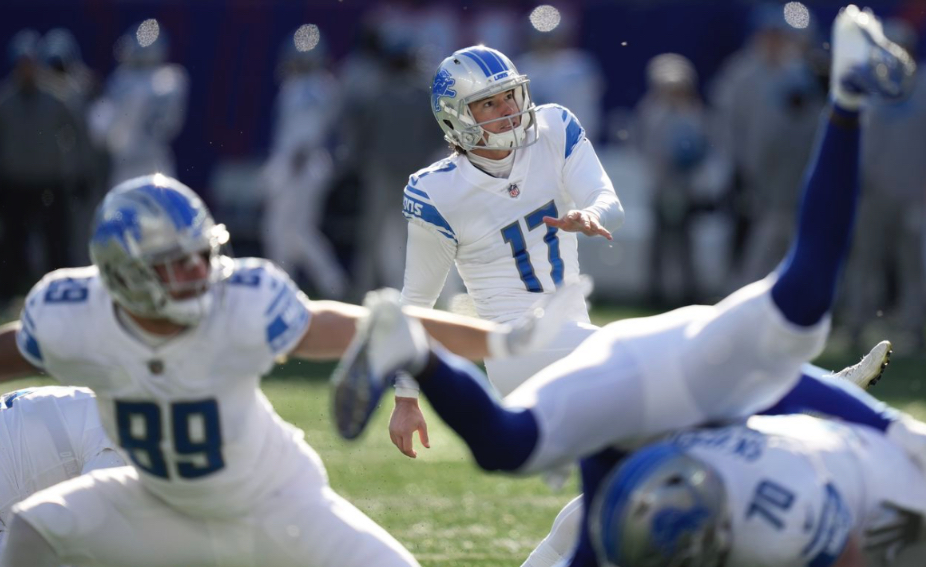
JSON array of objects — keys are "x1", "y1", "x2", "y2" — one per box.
[
  {"x1": 159, "y1": 292, "x2": 214, "y2": 325},
  {"x1": 481, "y1": 121, "x2": 528, "y2": 151}
]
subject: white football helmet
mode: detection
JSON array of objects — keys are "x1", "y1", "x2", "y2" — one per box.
[
  {"x1": 431, "y1": 46, "x2": 537, "y2": 152},
  {"x1": 590, "y1": 443, "x2": 731, "y2": 567},
  {"x1": 89, "y1": 174, "x2": 233, "y2": 325}
]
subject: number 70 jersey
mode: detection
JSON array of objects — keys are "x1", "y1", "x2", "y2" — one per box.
[{"x1": 402, "y1": 104, "x2": 613, "y2": 324}]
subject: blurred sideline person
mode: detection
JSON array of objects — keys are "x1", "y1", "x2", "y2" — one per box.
[
  {"x1": 844, "y1": 19, "x2": 926, "y2": 353},
  {"x1": 345, "y1": 37, "x2": 442, "y2": 297},
  {"x1": 0, "y1": 30, "x2": 89, "y2": 302},
  {"x1": 89, "y1": 21, "x2": 188, "y2": 187},
  {"x1": 394, "y1": 44, "x2": 624, "y2": 567},
  {"x1": 710, "y1": 3, "x2": 827, "y2": 288},
  {"x1": 516, "y1": 10, "x2": 605, "y2": 143},
  {"x1": 0, "y1": 387, "x2": 125, "y2": 553},
  {"x1": 40, "y1": 28, "x2": 105, "y2": 266},
  {"x1": 333, "y1": 7, "x2": 916, "y2": 566},
  {"x1": 0, "y1": 174, "x2": 564, "y2": 567},
  {"x1": 633, "y1": 53, "x2": 710, "y2": 305},
  {"x1": 262, "y1": 30, "x2": 348, "y2": 299}
]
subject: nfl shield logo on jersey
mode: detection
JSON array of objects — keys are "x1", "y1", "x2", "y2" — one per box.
[{"x1": 507, "y1": 184, "x2": 520, "y2": 198}]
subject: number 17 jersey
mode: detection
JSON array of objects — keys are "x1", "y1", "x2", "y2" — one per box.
[{"x1": 402, "y1": 104, "x2": 620, "y2": 324}]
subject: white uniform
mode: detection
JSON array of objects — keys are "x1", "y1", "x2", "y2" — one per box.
[
  {"x1": 505, "y1": 276, "x2": 830, "y2": 474},
  {"x1": 674, "y1": 414, "x2": 926, "y2": 567},
  {"x1": 13, "y1": 260, "x2": 417, "y2": 567},
  {"x1": 88, "y1": 64, "x2": 189, "y2": 186},
  {"x1": 0, "y1": 386, "x2": 123, "y2": 550},
  {"x1": 401, "y1": 104, "x2": 622, "y2": 394}
]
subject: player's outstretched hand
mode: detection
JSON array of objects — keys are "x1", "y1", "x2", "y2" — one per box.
[
  {"x1": 543, "y1": 210, "x2": 612, "y2": 240},
  {"x1": 492, "y1": 275, "x2": 594, "y2": 358},
  {"x1": 389, "y1": 397, "x2": 430, "y2": 458}
]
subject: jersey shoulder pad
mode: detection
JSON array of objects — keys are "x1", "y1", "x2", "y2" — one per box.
[
  {"x1": 223, "y1": 258, "x2": 312, "y2": 357},
  {"x1": 18, "y1": 267, "x2": 101, "y2": 369},
  {"x1": 536, "y1": 103, "x2": 587, "y2": 160},
  {"x1": 403, "y1": 159, "x2": 458, "y2": 242},
  {"x1": 407, "y1": 156, "x2": 458, "y2": 188}
]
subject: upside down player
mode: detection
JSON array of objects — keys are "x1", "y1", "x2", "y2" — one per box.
[
  {"x1": 333, "y1": 6, "x2": 922, "y2": 566},
  {"x1": 0, "y1": 173, "x2": 572, "y2": 567}
]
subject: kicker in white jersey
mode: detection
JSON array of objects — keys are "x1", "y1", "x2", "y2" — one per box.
[
  {"x1": 401, "y1": 104, "x2": 617, "y2": 325},
  {"x1": 15, "y1": 259, "x2": 323, "y2": 518}
]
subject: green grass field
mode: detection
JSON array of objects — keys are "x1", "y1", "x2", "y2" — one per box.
[{"x1": 3, "y1": 306, "x2": 925, "y2": 567}]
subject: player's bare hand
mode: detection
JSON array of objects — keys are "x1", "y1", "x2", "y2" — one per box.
[
  {"x1": 542, "y1": 210, "x2": 612, "y2": 240},
  {"x1": 389, "y1": 397, "x2": 430, "y2": 458}
]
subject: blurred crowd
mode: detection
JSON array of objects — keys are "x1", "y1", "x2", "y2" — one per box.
[{"x1": 2, "y1": 1, "x2": 925, "y2": 352}]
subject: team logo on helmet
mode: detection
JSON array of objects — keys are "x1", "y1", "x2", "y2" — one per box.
[{"x1": 431, "y1": 68, "x2": 457, "y2": 113}]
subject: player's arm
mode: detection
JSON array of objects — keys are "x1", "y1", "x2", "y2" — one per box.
[
  {"x1": 0, "y1": 321, "x2": 44, "y2": 382},
  {"x1": 290, "y1": 300, "x2": 498, "y2": 361},
  {"x1": 544, "y1": 109, "x2": 624, "y2": 239}
]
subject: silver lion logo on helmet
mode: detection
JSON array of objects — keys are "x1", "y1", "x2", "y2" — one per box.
[{"x1": 431, "y1": 68, "x2": 456, "y2": 113}]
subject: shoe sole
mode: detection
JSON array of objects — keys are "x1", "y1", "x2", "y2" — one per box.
[{"x1": 864, "y1": 345, "x2": 892, "y2": 389}]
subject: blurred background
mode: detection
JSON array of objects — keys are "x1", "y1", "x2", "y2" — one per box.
[{"x1": 3, "y1": 0, "x2": 926, "y2": 354}]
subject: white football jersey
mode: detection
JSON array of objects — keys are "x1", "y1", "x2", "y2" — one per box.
[
  {"x1": 0, "y1": 386, "x2": 116, "y2": 528},
  {"x1": 675, "y1": 415, "x2": 926, "y2": 567},
  {"x1": 15, "y1": 259, "x2": 324, "y2": 518},
  {"x1": 402, "y1": 104, "x2": 617, "y2": 324}
]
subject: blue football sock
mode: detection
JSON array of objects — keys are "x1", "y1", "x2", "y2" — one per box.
[
  {"x1": 761, "y1": 370, "x2": 896, "y2": 431},
  {"x1": 771, "y1": 104, "x2": 861, "y2": 326},
  {"x1": 416, "y1": 345, "x2": 539, "y2": 471}
]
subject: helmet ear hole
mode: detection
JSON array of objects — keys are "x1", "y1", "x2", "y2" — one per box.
[{"x1": 443, "y1": 120, "x2": 455, "y2": 130}]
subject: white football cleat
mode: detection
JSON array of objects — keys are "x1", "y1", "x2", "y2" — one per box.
[
  {"x1": 331, "y1": 288, "x2": 429, "y2": 440},
  {"x1": 832, "y1": 339, "x2": 892, "y2": 389},
  {"x1": 831, "y1": 5, "x2": 916, "y2": 109}
]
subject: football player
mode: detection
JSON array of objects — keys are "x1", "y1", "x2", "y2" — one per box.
[
  {"x1": 0, "y1": 387, "x2": 125, "y2": 553},
  {"x1": 333, "y1": 6, "x2": 918, "y2": 566},
  {"x1": 592, "y1": 411, "x2": 926, "y2": 567},
  {"x1": 0, "y1": 173, "x2": 565, "y2": 567},
  {"x1": 394, "y1": 43, "x2": 623, "y2": 436},
  {"x1": 395, "y1": 45, "x2": 624, "y2": 567}
]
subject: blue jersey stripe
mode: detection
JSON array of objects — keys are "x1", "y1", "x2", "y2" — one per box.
[
  {"x1": 15, "y1": 326, "x2": 43, "y2": 365},
  {"x1": 402, "y1": 195, "x2": 456, "y2": 238},
  {"x1": 404, "y1": 185, "x2": 429, "y2": 199},
  {"x1": 562, "y1": 109, "x2": 586, "y2": 159}
]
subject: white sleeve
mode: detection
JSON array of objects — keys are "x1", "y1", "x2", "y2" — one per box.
[
  {"x1": 400, "y1": 221, "x2": 456, "y2": 309},
  {"x1": 395, "y1": 221, "x2": 457, "y2": 398},
  {"x1": 561, "y1": 119, "x2": 624, "y2": 234}
]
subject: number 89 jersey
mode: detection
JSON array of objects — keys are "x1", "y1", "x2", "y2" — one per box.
[
  {"x1": 15, "y1": 259, "x2": 324, "y2": 518},
  {"x1": 402, "y1": 104, "x2": 616, "y2": 324}
]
